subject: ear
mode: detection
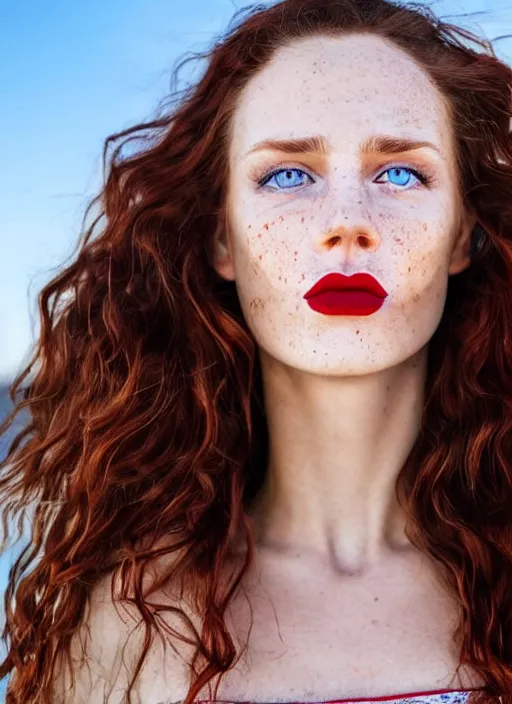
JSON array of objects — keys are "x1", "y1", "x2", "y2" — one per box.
[
  {"x1": 211, "y1": 222, "x2": 236, "y2": 281},
  {"x1": 448, "y1": 209, "x2": 477, "y2": 276}
]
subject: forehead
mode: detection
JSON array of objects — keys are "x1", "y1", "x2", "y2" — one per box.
[{"x1": 230, "y1": 33, "x2": 452, "y2": 160}]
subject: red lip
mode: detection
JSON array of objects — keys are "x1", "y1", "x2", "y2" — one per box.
[{"x1": 303, "y1": 273, "x2": 388, "y2": 316}]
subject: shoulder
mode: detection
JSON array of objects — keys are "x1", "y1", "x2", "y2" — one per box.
[
  {"x1": 52, "y1": 557, "x2": 196, "y2": 703},
  {"x1": 50, "y1": 572, "x2": 135, "y2": 703}
]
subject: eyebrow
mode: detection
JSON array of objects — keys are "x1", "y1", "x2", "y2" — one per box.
[{"x1": 245, "y1": 134, "x2": 443, "y2": 158}]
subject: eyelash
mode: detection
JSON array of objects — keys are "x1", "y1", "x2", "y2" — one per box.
[{"x1": 254, "y1": 163, "x2": 435, "y2": 191}]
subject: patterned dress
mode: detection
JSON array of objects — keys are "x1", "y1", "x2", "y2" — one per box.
[{"x1": 192, "y1": 689, "x2": 481, "y2": 704}]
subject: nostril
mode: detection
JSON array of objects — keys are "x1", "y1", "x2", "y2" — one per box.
[
  {"x1": 324, "y1": 232, "x2": 376, "y2": 250},
  {"x1": 327, "y1": 235, "x2": 341, "y2": 248}
]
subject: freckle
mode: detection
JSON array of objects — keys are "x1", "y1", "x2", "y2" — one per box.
[
  {"x1": 279, "y1": 276, "x2": 282, "y2": 281},
  {"x1": 408, "y1": 267, "x2": 411, "y2": 272},
  {"x1": 248, "y1": 225, "x2": 252, "y2": 229},
  {"x1": 263, "y1": 223, "x2": 269, "y2": 230},
  {"x1": 249, "y1": 297, "x2": 264, "y2": 311},
  {"x1": 356, "y1": 330, "x2": 360, "y2": 334},
  {"x1": 301, "y1": 217, "x2": 305, "y2": 223},
  {"x1": 300, "y1": 273, "x2": 305, "y2": 281}
]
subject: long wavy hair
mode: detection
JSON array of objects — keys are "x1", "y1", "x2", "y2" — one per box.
[{"x1": 1, "y1": 0, "x2": 511, "y2": 701}]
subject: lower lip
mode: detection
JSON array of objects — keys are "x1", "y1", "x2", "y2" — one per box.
[{"x1": 305, "y1": 290, "x2": 386, "y2": 316}]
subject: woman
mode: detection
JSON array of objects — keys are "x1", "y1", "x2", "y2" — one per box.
[{"x1": 0, "y1": 0, "x2": 511, "y2": 702}]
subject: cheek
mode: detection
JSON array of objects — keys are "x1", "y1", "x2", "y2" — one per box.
[
  {"x1": 230, "y1": 213, "x2": 307, "y2": 327},
  {"x1": 232, "y1": 214, "x2": 300, "y2": 281},
  {"x1": 390, "y1": 229, "x2": 454, "y2": 328},
  {"x1": 389, "y1": 216, "x2": 454, "y2": 278}
]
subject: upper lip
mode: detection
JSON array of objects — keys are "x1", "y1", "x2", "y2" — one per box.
[{"x1": 303, "y1": 273, "x2": 388, "y2": 299}]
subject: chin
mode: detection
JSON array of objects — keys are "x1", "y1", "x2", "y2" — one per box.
[{"x1": 259, "y1": 340, "x2": 430, "y2": 378}]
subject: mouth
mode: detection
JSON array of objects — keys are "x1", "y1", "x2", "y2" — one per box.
[{"x1": 303, "y1": 272, "x2": 388, "y2": 316}]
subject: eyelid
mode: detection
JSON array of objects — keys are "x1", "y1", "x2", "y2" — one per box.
[
  {"x1": 374, "y1": 161, "x2": 428, "y2": 174},
  {"x1": 373, "y1": 160, "x2": 436, "y2": 182},
  {"x1": 249, "y1": 160, "x2": 317, "y2": 184}
]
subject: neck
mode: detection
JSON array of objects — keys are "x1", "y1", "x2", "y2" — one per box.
[{"x1": 248, "y1": 347, "x2": 428, "y2": 575}]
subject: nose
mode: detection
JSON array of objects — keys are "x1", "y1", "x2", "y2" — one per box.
[
  {"x1": 319, "y1": 220, "x2": 381, "y2": 254},
  {"x1": 316, "y1": 189, "x2": 381, "y2": 254},
  {"x1": 320, "y1": 224, "x2": 380, "y2": 252}
]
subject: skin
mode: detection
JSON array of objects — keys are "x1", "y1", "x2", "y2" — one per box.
[{"x1": 213, "y1": 33, "x2": 476, "y2": 574}]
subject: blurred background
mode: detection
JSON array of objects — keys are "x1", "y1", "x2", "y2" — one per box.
[{"x1": 1, "y1": 0, "x2": 511, "y2": 699}]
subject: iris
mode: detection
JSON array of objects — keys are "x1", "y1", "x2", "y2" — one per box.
[{"x1": 385, "y1": 167, "x2": 416, "y2": 187}]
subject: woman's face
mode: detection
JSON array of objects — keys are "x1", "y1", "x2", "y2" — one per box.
[{"x1": 214, "y1": 33, "x2": 473, "y2": 375}]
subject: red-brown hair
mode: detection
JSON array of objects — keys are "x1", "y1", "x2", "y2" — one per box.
[{"x1": 1, "y1": 0, "x2": 511, "y2": 701}]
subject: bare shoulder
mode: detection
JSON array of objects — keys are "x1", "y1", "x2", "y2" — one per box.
[
  {"x1": 52, "y1": 560, "x2": 196, "y2": 704},
  {"x1": 50, "y1": 571, "x2": 135, "y2": 703}
]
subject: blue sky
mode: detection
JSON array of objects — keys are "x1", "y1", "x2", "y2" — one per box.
[{"x1": 0, "y1": 0, "x2": 510, "y2": 696}]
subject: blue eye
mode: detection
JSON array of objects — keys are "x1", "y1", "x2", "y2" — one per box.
[
  {"x1": 260, "y1": 168, "x2": 313, "y2": 190},
  {"x1": 377, "y1": 167, "x2": 423, "y2": 188},
  {"x1": 257, "y1": 165, "x2": 430, "y2": 192}
]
